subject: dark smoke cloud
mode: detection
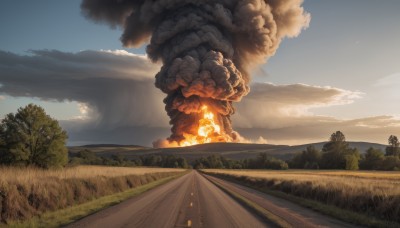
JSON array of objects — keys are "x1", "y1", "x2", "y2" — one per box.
[{"x1": 81, "y1": 0, "x2": 310, "y2": 144}]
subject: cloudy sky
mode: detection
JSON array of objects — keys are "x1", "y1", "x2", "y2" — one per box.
[{"x1": 0, "y1": 0, "x2": 399, "y2": 146}]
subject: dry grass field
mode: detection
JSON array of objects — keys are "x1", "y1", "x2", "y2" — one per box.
[
  {"x1": 0, "y1": 166, "x2": 186, "y2": 224},
  {"x1": 203, "y1": 169, "x2": 400, "y2": 225},
  {"x1": 0, "y1": 166, "x2": 185, "y2": 182}
]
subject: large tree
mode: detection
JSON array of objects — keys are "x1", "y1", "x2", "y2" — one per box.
[
  {"x1": 321, "y1": 131, "x2": 360, "y2": 169},
  {"x1": 0, "y1": 104, "x2": 68, "y2": 168},
  {"x1": 386, "y1": 135, "x2": 400, "y2": 157}
]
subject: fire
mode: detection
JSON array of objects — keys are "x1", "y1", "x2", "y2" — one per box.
[{"x1": 180, "y1": 105, "x2": 227, "y2": 147}]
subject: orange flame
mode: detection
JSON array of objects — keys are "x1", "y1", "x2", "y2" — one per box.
[{"x1": 179, "y1": 105, "x2": 228, "y2": 147}]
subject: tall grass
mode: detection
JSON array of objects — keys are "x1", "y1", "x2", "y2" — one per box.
[
  {"x1": 0, "y1": 166, "x2": 184, "y2": 182},
  {"x1": 0, "y1": 166, "x2": 185, "y2": 223},
  {"x1": 204, "y1": 169, "x2": 400, "y2": 224}
]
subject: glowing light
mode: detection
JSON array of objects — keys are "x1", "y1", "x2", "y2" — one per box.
[{"x1": 179, "y1": 105, "x2": 228, "y2": 147}]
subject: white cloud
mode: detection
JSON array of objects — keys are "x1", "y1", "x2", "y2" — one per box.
[
  {"x1": 375, "y1": 72, "x2": 400, "y2": 87},
  {"x1": 234, "y1": 83, "x2": 363, "y2": 128},
  {"x1": 375, "y1": 72, "x2": 400, "y2": 99}
]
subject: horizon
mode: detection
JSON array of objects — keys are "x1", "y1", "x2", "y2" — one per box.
[
  {"x1": 70, "y1": 140, "x2": 388, "y2": 149},
  {"x1": 1, "y1": 0, "x2": 399, "y2": 146}
]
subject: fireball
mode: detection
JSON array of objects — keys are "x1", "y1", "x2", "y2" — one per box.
[{"x1": 180, "y1": 106, "x2": 229, "y2": 147}]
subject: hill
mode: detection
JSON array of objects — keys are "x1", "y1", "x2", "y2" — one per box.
[{"x1": 68, "y1": 141, "x2": 387, "y2": 162}]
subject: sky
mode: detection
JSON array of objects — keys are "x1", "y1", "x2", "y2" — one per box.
[{"x1": 0, "y1": 0, "x2": 399, "y2": 146}]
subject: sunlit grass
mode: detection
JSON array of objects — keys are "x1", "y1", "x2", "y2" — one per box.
[
  {"x1": 204, "y1": 169, "x2": 400, "y2": 225},
  {"x1": 0, "y1": 165, "x2": 185, "y2": 184},
  {"x1": 5, "y1": 174, "x2": 184, "y2": 228},
  {"x1": 0, "y1": 165, "x2": 186, "y2": 224},
  {"x1": 205, "y1": 169, "x2": 400, "y2": 196}
]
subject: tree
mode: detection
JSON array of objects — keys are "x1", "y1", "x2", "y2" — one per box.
[
  {"x1": 381, "y1": 156, "x2": 400, "y2": 171},
  {"x1": 254, "y1": 153, "x2": 288, "y2": 170},
  {"x1": 360, "y1": 147, "x2": 384, "y2": 170},
  {"x1": 345, "y1": 154, "x2": 359, "y2": 170},
  {"x1": 0, "y1": 104, "x2": 68, "y2": 168},
  {"x1": 302, "y1": 146, "x2": 321, "y2": 169},
  {"x1": 321, "y1": 131, "x2": 360, "y2": 169},
  {"x1": 289, "y1": 146, "x2": 321, "y2": 169},
  {"x1": 76, "y1": 149, "x2": 102, "y2": 165},
  {"x1": 330, "y1": 131, "x2": 346, "y2": 142},
  {"x1": 386, "y1": 135, "x2": 400, "y2": 157}
]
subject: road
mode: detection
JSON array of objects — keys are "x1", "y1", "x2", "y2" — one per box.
[
  {"x1": 68, "y1": 171, "x2": 269, "y2": 228},
  {"x1": 68, "y1": 171, "x2": 356, "y2": 228},
  {"x1": 204, "y1": 174, "x2": 357, "y2": 228}
]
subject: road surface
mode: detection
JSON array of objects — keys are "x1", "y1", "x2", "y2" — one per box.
[
  {"x1": 68, "y1": 171, "x2": 356, "y2": 228},
  {"x1": 204, "y1": 174, "x2": 357, "y2": 228},
  {"x1": 68, "y1": 171, "x2": 269, "y2": 228}
]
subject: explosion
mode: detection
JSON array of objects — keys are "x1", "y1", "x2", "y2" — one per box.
[
  {"x1": 180, "y1": 105, "x2": 229, "y2": 147},
  {"x1": 81, "y1": 0, "x2": 310, "y2": 147}
]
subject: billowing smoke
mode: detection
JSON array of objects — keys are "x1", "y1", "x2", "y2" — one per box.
[{"x1": 81, "y1": 0, "x2": 310, "y2": 146}]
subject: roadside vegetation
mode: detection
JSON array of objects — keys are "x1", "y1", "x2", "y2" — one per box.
[
  {"x1": 0, "y1": 166, "x2": 185, "y2": 224},
  {"x1": 1, "y1": 104, "x2": 399, "y2": 226},
  {"x1": 204, "y1": 169, "x2": 400, "y2": 226},
  {"x1": 0, "y1": 105, "x2": 187, "y2": 225}
]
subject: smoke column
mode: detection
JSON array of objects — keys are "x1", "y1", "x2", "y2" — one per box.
[{"x1": 81, "y1": 0, "x2": 310, "y2": 146}]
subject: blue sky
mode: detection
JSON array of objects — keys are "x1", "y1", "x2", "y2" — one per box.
[{"x1": 1, "y1": 0, "x2": 399, "y2": 145}]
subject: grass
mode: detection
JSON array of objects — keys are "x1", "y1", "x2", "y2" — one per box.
[
  {"x1": 203, "y1": 169, "x2": 400, "y2": 227},
  {"x1": 0, "y1": 166, "x2": 186, "y2": 224},
  {"x1": 0, "y1": 165, "x2": 184, "y2": 181},
  {"x1": 4, "y1": 173, "x2": 185, "y2": 228}
]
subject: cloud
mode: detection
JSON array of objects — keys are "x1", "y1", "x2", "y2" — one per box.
[
  {"x1": 375, "y1": 72, "x2": 400, "y2": 100},
  {"x1": 237, "y1": 115, "x2": 400, "y2": 145},
  {"x1": 233, "y1": 83, "x2": 399, "y2": 145},
  {"x1": 244, "y1": 83, "x2": 362, "y2": 105},
  {"x1": 0, "y1": 49, "x2": 398, "y2": 146},
  {"x1": 0, "y1": 49, "x2": 168, "y2": 129},
  {"x1": 375, "y1": 72, "x2": 400, "y2": 87},
  {"x1": 233, "y1": 83, "x2": 363, "y2": 128}
]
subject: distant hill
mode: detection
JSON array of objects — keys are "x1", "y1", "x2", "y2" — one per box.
[
  {"x1": 68, "y1": 141, "x2": 387, "y2": 162},
  {"x1": 81, "y1": 144, "x2": 149, "y2": 148},
  {"x1": 69, "y1": 144, "x2": 149, "y2": 154}
]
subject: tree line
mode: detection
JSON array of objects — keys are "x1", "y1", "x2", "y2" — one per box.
[
  {"x1": 0, "y1": 104, "x2": 289, "y2": 170},
  {"x1": 70, "y1": 149, "x2": 190, "y2": 168},
  {"x1": 289, "y1": 131, "x2": 400, "y2": 170},
  {"x1": 193, "y1": 153, "x2": 288, "y2": 170},
  {"x1": 0, "y1": 104, "x2": 399, "y2": 171},
  {"x1": 70, "y1": 149, "x2": 289, "y2": 170}
]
